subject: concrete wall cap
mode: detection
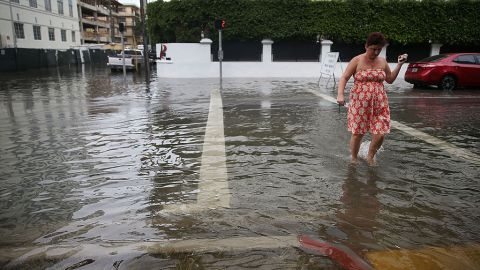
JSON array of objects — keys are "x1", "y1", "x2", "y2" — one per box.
[
  {"x1": 321, "y1": 40, "x2": 333, "y2": 45},
  {"x1": 200, "y1": 38, "x2": 213, "y2": 44},
  {"x1": 262, "y1": 39, "x2": 274, "y2": 45}
]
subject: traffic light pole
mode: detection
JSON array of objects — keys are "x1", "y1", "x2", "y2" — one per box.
[
  {"x1": 140, "y1": 0, "x2": 149, "y2": 84},
  {"x1": 121, "y1": 31, "x2": 126, "y2": 77},
  {"x1": 218, "y1": 29, "x2": 223, "y2": 90}
]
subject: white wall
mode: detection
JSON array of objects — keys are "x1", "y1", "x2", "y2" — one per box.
[
  {"x1": 0, "y1": 0, "x2": 81, "y2": 49},
  {"x1": 156, "y1": 42, "x2": 211, "y2": 63},
  {"x1": 157, "y1": 61, "x2": 408, "y2": 79},
  {"x1": 156, "y1": 42, "x2": 408, "y2": 78}
]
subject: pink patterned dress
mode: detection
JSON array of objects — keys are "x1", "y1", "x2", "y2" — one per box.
[{"x1": 347, "y1": 69, "x2": 390, "y2": 135}]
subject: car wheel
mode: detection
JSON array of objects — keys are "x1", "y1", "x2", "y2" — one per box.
[
  {"x1": 413, "y1": 83, "x2": 424, "y2": 89},
  {"x1": 439, "y1": 75, "x2": 456, "y2": 91}
]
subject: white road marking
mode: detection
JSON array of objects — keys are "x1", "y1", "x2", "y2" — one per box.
[
  {"x1": 163, "y1": 88, "x2": 230, "y2": 213},
  {"x1": 5, "y1": 236, "x2": 480, "y2": 270},
  {"x1": 391, "y1": 120, "x2": 480, "y2": 165},
  {"x1": 2, "y1": 236, "x2": 300, "y2": 269},
  {"x1": 306, "y1": 89, "x2": 480, "y2": 165}
]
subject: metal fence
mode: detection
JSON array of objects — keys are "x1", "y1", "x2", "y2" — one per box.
[{"x1": 0, "y1": 48, "x2": 112, "y2": 72}]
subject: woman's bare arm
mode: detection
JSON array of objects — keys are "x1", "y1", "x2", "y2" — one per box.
[{"x1": 337, "y1": 56, "x2": 359, "y2": 104}]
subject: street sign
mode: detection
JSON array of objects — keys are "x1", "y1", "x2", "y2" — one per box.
[
  {"x1": 318, "y1": 52, "x2": 340, "y2": 87},
  {"x1": 320, "y1": 52, "x2": 339, "y2": 75}
]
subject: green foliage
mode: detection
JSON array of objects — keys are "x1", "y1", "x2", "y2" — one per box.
[{"x1": 147, "y1": 0, "x2": 480, "y2": 45}]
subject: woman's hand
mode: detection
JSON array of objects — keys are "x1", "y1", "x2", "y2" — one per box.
[
  {"x1": 398, "y1": 53, "x2": 408, "y2": 63},
  {"x1": 337, "y1": 94, "x2": 345, "y2": 106}
]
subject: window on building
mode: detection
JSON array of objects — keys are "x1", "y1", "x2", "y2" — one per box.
[
  {"x1": 10, "y1": 0, "x2": 20, "y2": 4},
  {"x1": 71, "y1": 31, "x2": 76, "y2": 42},
  {"x1": 29, "y1": 0, "x2": 37, "y2": 8},
  {"x1": 45, "y1": 0, "x2": 51, "y2": 11},
  {"x1": 68, "y1": 0, "x2": 73, "y2": 16},
  {"x1": 33, "y1": 25, "x2": 41, "y2": 40},
  {"x1": 57, "y1": 0, "x2": 63, "y2": 15},
  {"x1": 61, "y1": 29, "x2": 66, "y2": 41},
  {"x1": 48, "y1": 27, "x2": 55, "y2": 41},
  {"x1": 14, "y1": 22, "x2": 25, "y2": 39}
]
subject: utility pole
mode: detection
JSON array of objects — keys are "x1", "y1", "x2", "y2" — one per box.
[
  {"x1": 140, "y1": 0, "x2": 149, "y2": 82},
  {"x1": 214, "y1": 19, "x2": 225, "y2": 90},
  {"x1": 9, "y1": 0, "x2": 17, "y2": 48},
  {"x1": 109, "y1": 0, "x2": 114, "y2": 43},
  {"x1": 119, "y1": 22, "x2": 126, "y2": 77}
]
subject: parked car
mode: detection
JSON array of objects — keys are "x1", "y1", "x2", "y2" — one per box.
[{"x1": 404, "y1": 53, "x2": 480, "y2": 90}]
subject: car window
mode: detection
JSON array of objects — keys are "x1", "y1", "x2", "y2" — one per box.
[
  {"x1": 453, "y1": 55, "x2": 476, "y2": 64},
  {"x1": 124, "y1": 50, "x2": 141, "y2": 56},
  {"x1": 419, "y1": 54, "x2": 448, "y2": 62},
  {"x1": 475, "y1": 55, "x2": 480, "y2": 64}
]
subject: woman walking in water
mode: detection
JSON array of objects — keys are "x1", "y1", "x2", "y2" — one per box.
[{"x1": 337, "y1": 32, "x2": 407, "y2": 165}]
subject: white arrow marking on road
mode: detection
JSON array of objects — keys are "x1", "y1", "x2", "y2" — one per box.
[{"x1": 163, "y1": 88, "x2": 230, "y2": 213}]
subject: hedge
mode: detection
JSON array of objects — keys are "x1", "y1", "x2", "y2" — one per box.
[{"x1": 147, "y1": 0, "x2": 480, "y2": 45}]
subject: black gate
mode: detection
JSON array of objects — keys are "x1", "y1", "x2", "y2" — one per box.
[
  {"x1": 272, "y1": 40, "x2": 320, "y2": 62},
  {"x1": 211, "y1": 40, "x2": 262, "y2": 61}
]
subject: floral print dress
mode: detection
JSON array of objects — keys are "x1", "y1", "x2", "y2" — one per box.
[{"x1": 347, "y1": 69, "x2": 390, "y2": 135}]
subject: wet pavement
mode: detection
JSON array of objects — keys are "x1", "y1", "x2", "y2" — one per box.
[{"x1": 0, "y1": 66, "x2": 479, "y2": 269}]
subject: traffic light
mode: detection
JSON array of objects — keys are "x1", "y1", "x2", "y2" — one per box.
[
  {"x1": 119, "y1": 22, "x2": 125, "y2": 33},
  {"x1": 214, "y1": 19, "x2": 225, "y2": 30}
]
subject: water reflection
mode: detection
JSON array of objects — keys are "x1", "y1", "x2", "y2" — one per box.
[{"x1": 335, "y1": 165, "x2": 381, "y2": 256}]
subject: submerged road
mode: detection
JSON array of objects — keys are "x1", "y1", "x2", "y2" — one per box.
[{"x1": 0, "y1": 67, "x2": 479, "y2": 269}]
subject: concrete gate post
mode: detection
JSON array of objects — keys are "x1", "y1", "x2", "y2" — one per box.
[
  {"x1": 430, "y1": 42, "x2": 443, "y2": 56},
  {"x1": 262, "y1": 39, "x2": 274, "y2": 63},
  {"x1": 320, "y1": 40, "x2": 333, "y2": 63},
  {"x1": 380, "y1": 43, "x2": 389, "y2": 59},
  {"x1": 200, "y1": 38, "x2": 213, "y2": 61}
]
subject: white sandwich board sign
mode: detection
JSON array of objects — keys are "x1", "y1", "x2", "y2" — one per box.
[{"x1": 318, "y1": 52, "x2": 339, "y2": 87}]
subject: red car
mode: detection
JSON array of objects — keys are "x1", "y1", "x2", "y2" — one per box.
[{"x1": 404, "y1": 53, "x2": 480, "y2": 90}]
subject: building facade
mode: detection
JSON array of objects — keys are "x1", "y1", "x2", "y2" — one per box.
[
  {"x1": 77, "y1": 0, "x2": 121, "y2": 44},
  {"x1": 117, "y1": 4, "x2": 140, "y2": 47},
  {"x1": 0, "y1": 0, "x2": 81, "y2": 49}
]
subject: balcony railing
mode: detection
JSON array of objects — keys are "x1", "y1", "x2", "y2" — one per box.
[
  {"x1": 83, "y1": 31, "x2": 111, "y2": 43},
  {"x1": 81, "y1": 18, "x2": 110, "y2": 28}
]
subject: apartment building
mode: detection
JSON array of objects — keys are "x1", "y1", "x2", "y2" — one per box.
[
  {"x1": 0, "y1": 0, "x2": 145, "y2": 71},
  {"x1": 0, "y1": 0, "x2": 81, "y2": 49},
  {"x1": 117, "y1": 4, "x2": 140, "y2": 47},
  {"x1": 77, "y1": 0, "x2": 121, "y2": 44}
]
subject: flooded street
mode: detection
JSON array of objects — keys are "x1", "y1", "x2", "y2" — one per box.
[{"x1": 0, "y1": 66, "x2": 479, "y2": 269}]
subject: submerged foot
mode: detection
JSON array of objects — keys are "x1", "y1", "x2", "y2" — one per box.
[
  {"x1": 366, "y1": 156, "x2": 377, "y2": 166},
  {"x1": 351, "y1": 158, "x2": 358, "y2": 165}
]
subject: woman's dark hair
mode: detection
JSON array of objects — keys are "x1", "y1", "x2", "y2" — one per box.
[{"x1": 366, "y1": 32, "x2": 386, "y2": 46}]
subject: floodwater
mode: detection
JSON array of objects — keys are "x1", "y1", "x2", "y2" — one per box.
[{"x1": 0, "y1": 65, "x2": 479, "y2": 269}]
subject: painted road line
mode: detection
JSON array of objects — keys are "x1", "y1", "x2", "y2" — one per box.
[
  {"x1": 163, "y1": 88, "x2": 230, "y2": 213},
  {"x1": 3, "y1": 236, "x2": 300, "y2": 269},
  {"x1": 147, "y1": 235, "x2": 299, "y2": 253},
  {"x1": 5, "y1": 236, "x2": 480, "y2": 270},
  {"x1": 391, "y1": 120, "x2": 480, "y2": 165},
  {"x1": 306, "y1": 88, "x2": 480, "y2": 165}
]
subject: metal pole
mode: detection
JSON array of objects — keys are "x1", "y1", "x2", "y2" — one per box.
[
  {"x1": 218, "y1": 29, "x2": 223, "y2": 89},
  {"x1": 140, "y1": 0, "x2": 149, "y2": 82},
  {"x1": 9, "y1": 0, "x2": 17, "y2": 48},
  {"x1": 121, "y1": 32, "x2": 126, "y2": 77}
]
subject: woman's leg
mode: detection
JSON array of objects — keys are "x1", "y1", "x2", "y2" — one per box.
[
  {"x1": 367, "y1": 133, "x2": 385, "y2": 165},
  {"x1": 350, "y1": 134, "x2": 364, "y2": 163}
]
